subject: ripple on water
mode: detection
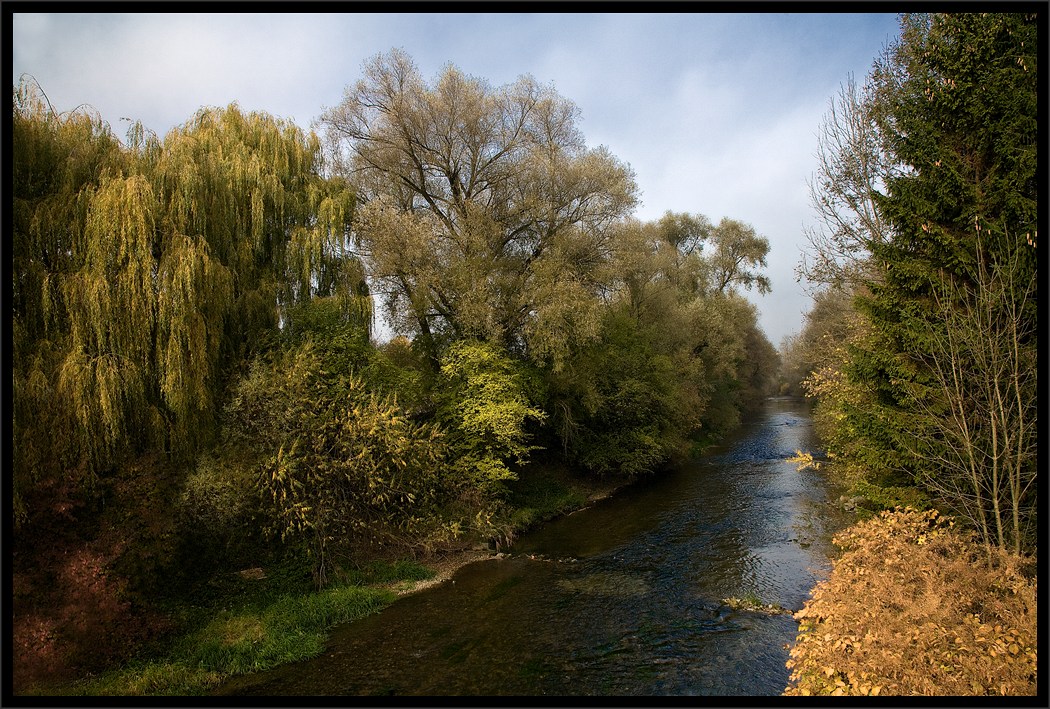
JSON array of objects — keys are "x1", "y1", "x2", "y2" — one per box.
[
  {"x1": 556, "y1": 570, "x2": 649, "y2": 597},
  {"x1": 215, "y1": 398, "x2": 849, "y2": 697}
]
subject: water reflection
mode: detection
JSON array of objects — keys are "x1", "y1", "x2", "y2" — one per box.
[{"x1": 216, "y1": 397, "x2": 850, "y2": 696}]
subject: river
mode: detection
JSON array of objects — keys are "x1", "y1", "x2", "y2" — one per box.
[{"x1": 216, "y1": 396, "x2": 851, "y2": 697}]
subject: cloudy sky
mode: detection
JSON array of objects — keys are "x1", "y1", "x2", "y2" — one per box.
[{"x1": 12, "y1": 11, "x2": 901, "y2": 346}]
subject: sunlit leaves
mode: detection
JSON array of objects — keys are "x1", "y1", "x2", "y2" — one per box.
[
  {"x1": 437, "y1": 341, "x2": 546, "y2": 495},
  {"x1": 784, "y1": 509, "x2": 1036, "y2": 696}
]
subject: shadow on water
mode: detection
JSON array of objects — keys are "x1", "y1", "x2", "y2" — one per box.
[{"x1": 216, "y1": 397, "x2": 852, "y2": 696}]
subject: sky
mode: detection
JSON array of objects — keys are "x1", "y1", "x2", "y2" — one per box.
[{"x1": 11, "y1": 11, "x2": 902, "y2": 347}]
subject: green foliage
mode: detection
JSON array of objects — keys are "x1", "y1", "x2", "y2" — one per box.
[
  {"x1": 13, "y1": 61, "x2": 788, "y2": 695},
  {"x1": 361, "y1": 336, "x2": 432, "y2": 408},
  {"x1": 795, "y1": 15, "x2": 1037, "y2": 555},
  {"x1": 550, "y1": 310, "x2": 681, "y2": 477},
  {"x1": 320, "y1": 49, "x2": 639, "y2": 368},
  {"x1": 543, "y1": 210, "x2": 778, "y2": 477},
  {"x1": 707, "y1": 218, "x2": 773, "y2": 295},
  {"x1": 437, "y1": 340, "x2": 547, "y2": 496},
  {"x1": 226, "y1": 343, "x2": 448, "y2": 583},
  {"x1": 11, "y1": 80, "x2": 366, "y2": 531},
  {"x1": 850, "y1": 13, "x2": 1038, "y2": 550},
  {"x1": 850, "y1": 480, "x2": 931, "y2": 518},
  {"x1": 281, "y1": 295, "x2": 375, "y2": 382},
  {"x1": 12, "y1": 80, "x2": 131, "y2": 524},
  {"x1": 175, "y1": 454, "x2": 258, "y2": 570},
  {"x1": 502, "y1": 472, "x2": 588, "y2": 533}
]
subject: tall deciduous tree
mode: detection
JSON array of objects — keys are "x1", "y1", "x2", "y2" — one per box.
[
  {"x1": 317, "y1": 49, "x2": 638, "y2": 367},
  {"x1": 706, "y1": 218, "x2": 772, "y2": 296},
  {"x1": 798, "y1": 74, "x2": 897, "y2": 290},
  {"x1": 13, "y1": 79, "x2": 129, "y2": 523}
]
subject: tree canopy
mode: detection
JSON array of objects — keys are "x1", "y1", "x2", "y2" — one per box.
[
  {"x1": 317, "y1": 49, "x2": 639, "y2": 367},
  {"x1": 12, "y1": 53, "x2": 778, "y2": 583}
]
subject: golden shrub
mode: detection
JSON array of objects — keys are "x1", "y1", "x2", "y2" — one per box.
[{"x1": 784, "y1": 508, "x2": 1036, "y2": 696}]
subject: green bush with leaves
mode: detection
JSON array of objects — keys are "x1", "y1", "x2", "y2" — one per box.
[
  {"x1": 437, "y1": 340, "x2": 547, "y2": 498},
  {"x1": 550, "y1": 310, "x2": 680, "y2": 477},
  {"x1": 225, "y1": 342, "x2": 447, "y2": 584}
]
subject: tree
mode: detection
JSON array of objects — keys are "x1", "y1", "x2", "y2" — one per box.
[
  {"x1": 12, "y1": 78, "x2": 129, "y2": 524},
  {"x1": 228, "y1": 345, "x2": 447, "y2": 585},
  {"x1": 798, "y1": 74, "x2": 897, "y2": 290},
  {"x1": 317, "y1": 49, "x2": 639, "y2": 367},
  {"x1": 793, "y1": 285, "x2": 881, "y2": 483},
  {"x1": 907, "y1": 235, "x2": 1037, "y2": 553},
  {"x1": 836, "y1": 13, "x2": 1038, "y2": 551},
  {"x1": 547, "y1": 307, "x2": 683, "y2": 477},
  {"x1": 11, "y1": 79, "x2": 368, "y2": 528},
  {"x1": 545, "y1": 211, "x2": 776, "y2": 474},
  {"x1": 707, "y1": 218, "x2": 772, "y2": 295}
]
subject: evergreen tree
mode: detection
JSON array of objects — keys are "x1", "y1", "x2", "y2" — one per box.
[{"x1": 849, "y1": 13, "x2": 1038, "y2": 550}]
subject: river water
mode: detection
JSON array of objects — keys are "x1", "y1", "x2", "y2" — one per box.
[{"x1": 216, "y1": 396, "x2": 851, "y2": 697}]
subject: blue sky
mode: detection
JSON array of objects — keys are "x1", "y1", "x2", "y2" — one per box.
[{"x1": 12, "y1": 11, "x2": 901, "y2": 346}]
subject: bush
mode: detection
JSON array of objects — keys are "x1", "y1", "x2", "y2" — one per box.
[
  {"x1": 437, "y1": 340, "x2": 547, "y2": 497},
  {"x1": 785, "y1": 508, "x2": 1036, "y2": 696},
  {"x1": 225, "y1": 341, "x2": 449, "y2": 584},
  {"x1": 850, "y1": 479, "x2": 930, "y2": 517}
]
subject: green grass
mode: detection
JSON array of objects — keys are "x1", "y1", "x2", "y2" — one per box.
[
  {"x1": 339, "y1": 558, "x2": 435, "y2": 586},
  {"x1": 38, "y1": 561, "x2": 426, "y2": 696}
]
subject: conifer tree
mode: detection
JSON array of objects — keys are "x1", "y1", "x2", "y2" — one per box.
[{"x1": 848, "y1": 13, "x2": 1038, "y2": 550}]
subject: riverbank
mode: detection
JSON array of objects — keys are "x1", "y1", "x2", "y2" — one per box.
[
  {"x1": 17, "y1": 460, "x2": 630, "y2": 697},
  {"x1": 394, "y1": 468, "x2": 632, "y2": 596}
]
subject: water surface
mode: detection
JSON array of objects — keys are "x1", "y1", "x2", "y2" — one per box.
[{"x1": 216, "y1": 396, "x2": 849, "y2": 696}]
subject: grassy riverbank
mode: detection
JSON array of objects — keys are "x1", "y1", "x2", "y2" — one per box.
[
  {"x1": 23, "y1": 559, "x2": 422, "y2": 696},
  {"x1": 19, "y1": 461, "x2": 626, "y2": 697}
]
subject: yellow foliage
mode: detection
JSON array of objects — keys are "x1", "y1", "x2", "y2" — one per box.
[
  {"x1": 784, "y1": 509, "x2": 1037, "y2": 696},
  {"x1": 786, "y1": 449, "x2": 821, "y2": 472}
]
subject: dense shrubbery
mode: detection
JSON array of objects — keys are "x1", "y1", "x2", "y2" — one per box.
[
  {"x1": 785, "y1": 509, "x2": 1036, "y2": 696},
  {"x1": 436, "y1": 340, "x2": 547, "y2": 497}
]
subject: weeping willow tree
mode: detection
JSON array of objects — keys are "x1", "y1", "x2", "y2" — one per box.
[
  {"x1": 143, "y1": 102, "x2": 367, "y2": 452},
  {"x1": 12, "y1": 78, "x2": 130, "y2": 523},
  {"x1": 12, "y1": 77, "x2": 368, "y2": 528}
]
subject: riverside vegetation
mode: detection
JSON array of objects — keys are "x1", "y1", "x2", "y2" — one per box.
[
  {"x1": 11, "y1": 12, "x2": 1038, "y2": 698},
  {"x1": 12, "y1": 48, "x2": 778, "y2": 695},
  {"x1": 779, "y1": 13, "x2": 1037, "y2": 697}
]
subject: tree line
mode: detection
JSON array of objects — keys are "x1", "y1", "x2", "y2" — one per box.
[
  {"x1": 12, "y1": 50, "x2": 779, "y2": 585},
  {"x1": 781, "y1": 12, "x2": 1037, "y2": 555}
]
